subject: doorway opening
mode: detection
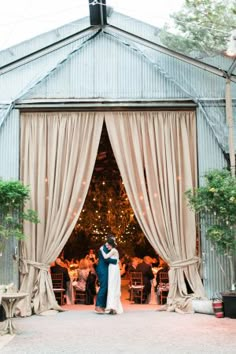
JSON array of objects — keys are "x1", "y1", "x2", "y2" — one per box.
[
  {"x1": 64, "y1": 122, "x2": 156, "y2": 261},
  {"x1": 59, "y1": 122, "x2": 159, "y2": 307}
]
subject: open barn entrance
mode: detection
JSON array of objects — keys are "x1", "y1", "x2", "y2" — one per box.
[{"x1": 19, "y1": 110, "x2": 203, "y2": 316}]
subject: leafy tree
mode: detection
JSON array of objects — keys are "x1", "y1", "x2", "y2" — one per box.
[{"x1": 160, "y1": 0, "x2": 236, "y2": 56}]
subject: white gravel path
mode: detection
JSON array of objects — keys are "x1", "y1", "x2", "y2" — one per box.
[{"x1": 0, "y1": 302, "x2": 236, "y2": 354}]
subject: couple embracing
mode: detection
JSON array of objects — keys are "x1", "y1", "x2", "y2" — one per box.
[{"x1": 95, "y1": 235, "x2": 123, "y2": 315}]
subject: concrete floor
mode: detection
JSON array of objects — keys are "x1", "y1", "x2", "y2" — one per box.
[{"x1": 0, "y1": 281, "x2": 236, "y2": 354}]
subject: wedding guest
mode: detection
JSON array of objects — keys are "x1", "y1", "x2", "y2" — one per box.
[
  {"x1": 136, "y1": 256, "x2": 154, "y2": 303},
  {"x1": 128, "y1": 257, "x2": 139, "y2": 273},
  {"x1": 51, "y1": 257, "x2": 70, "y2": 291},
  {"x1": 74, "y1": 258, "x2": 90, "y2": 292},
  {"x1": 85, "y1": 249, "x2": 97, "y2": 264}
]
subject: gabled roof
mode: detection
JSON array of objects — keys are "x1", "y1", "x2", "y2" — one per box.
[
  {"x1": 0, "y1": 10, "x2": 235, "y2": 154},
  {"x1": 0, "y1": 11, "x2": 235, "y2": 82}
]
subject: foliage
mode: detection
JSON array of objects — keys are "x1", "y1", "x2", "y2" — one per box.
[
  {"x1": 160, "y1": 0, "x2": 236, "y2": 55},
  {"x1": 185, "y1": 169, "x2": 236, "y2": 255},
  {"x1": 0, "y1": 180, "x2": 39, "y2": 251}
]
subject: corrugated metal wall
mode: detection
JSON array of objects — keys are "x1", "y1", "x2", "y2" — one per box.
[
  {"x1": 197, "y1": 106, "x2": 233, "y2": 298},
  {"x1": 24, "y1": 33, "x2": 185, "y2": 100},
  {"x1": 0, "y1": 109, "x2": 20, "y2": 286}
]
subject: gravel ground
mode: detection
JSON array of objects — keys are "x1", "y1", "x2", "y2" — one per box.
[{"x1": 0, "y1": 302, "x2": 236, "y2": 354}]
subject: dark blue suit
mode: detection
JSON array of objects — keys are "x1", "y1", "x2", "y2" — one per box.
[{"x1": 95, "y1": 245, "x2": 117, "y2": 308}]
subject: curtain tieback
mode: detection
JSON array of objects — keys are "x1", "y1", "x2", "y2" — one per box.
[
  {"x1": 19, "y1": 259, "x2": 50, "y2": 274},
  {"x1": 169, "y1": 256, "x2": 200, "y2": 269}
]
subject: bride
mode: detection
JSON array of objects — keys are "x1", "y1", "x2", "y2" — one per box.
[{"x1": 100, "y1": 237, "x2": 123, "y2": 315}]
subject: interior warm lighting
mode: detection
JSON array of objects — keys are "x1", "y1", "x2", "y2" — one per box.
[
  {"x1": 226, "y1": 30, "x2": 236, "y2": 57},
  {"x1": 67, "y1": 124, "x2": 146, "y2": 256}
]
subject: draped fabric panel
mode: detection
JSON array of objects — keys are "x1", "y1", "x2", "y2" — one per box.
[
  {"x1": 105, "y1": 111, "x2": 205, "y2": 312},
  {"x1": 19, "y1": 112, "x2": 104, "y2": 316}
]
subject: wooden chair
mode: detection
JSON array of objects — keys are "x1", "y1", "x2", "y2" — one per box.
[
  {"x1": 74, "y1": 289, "x2": 87, "y2": 304},
  {"x1": 51, "y1": 273, "x2": 65, "y2": 305},
  {"x1": 129, "y1": 272, "x2": 145, "y2": 304},
  {"x1": 158, "y1": 271, "x2": 169, "y2": 305}
]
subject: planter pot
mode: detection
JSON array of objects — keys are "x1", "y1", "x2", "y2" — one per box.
[
  {"x1": 222, "y1": 292, "x2": 236, "y2": 319},
  {"x1": 192, "y1": 299, "x2": 214, "y2": 315},
  {"x1": 212, "y1": 299, "x2": 224, "y2": 318}
]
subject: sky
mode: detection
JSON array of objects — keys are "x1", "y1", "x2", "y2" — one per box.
[{"x1": 0, "y1": 0, "x2": 184, "y2": 50}]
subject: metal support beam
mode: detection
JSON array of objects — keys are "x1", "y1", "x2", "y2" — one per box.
[
  {"x1": 0, "y1": 26, "x2": 97, "y2": 75},
  {"x1": 225, "y1": 78, "x2": 235, "y2": 176},
  {"x1": 227, "y1": 58, "x2": 236, "y2": 77}
]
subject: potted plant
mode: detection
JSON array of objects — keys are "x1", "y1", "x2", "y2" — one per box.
[
  {"x1": 185, "y1": 169, "x2": 236, "y2": 318},
  {"x1": 0, "y1": 179, "x2": 39, "y2": 255}
]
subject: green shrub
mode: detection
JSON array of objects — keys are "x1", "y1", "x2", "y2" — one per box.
[{"x1": 0, "y1": 180, "x2": 39, "y2": 252}]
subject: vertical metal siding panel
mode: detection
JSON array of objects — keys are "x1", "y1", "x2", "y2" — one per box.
[
  {"x1": 27, "y1": 37, "x2": 89, "y2": 99},
  {"x1": 155, "y1": 51, "x2": 227, "y2": 100},
  {"x1": 197, "y1": 107, "x2": 232, "y2": 298},
  {"x1": 0, "y1": 109, "x2": 19, "y2": 286},
  {"x1": 20, "y1": 32, "x2": 188, "y2": 100},
  {"x1": 69, "y1": 37, "x2": 95, "y2": 98},
  {"x1": 0, "y1": 38, "x2": 88, "y2": 100}
]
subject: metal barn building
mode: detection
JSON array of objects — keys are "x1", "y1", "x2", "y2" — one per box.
[{"x1": 0, "y1": 5, "x2": 235, "y2": 313}]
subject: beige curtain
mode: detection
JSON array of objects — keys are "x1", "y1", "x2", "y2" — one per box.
[
  {"x1": 19, "y1": 112, "x2": 104, "y2": 316},
  {"x1": 105, "y1": 111, "x2": 205, "y2": 312}
]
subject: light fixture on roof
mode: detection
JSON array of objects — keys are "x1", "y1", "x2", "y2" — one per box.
[
  {"x1": 226, "y1": 30, "x2": 236, "y2": 57},
  {"x1": 88, "y1": 0, "x2": 107, "y2": 26}
]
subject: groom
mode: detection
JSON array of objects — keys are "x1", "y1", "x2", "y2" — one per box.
[{"x1": 95, "y1": 236, "x2": 117, "y2": 314}]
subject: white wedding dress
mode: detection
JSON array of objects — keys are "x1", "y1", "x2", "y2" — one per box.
[{"x1": 100, "y1": 247, "x2": 123, "y2": 314}]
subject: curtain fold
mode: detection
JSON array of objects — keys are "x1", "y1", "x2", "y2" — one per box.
[
  {"x1": 105, "y1": 111, "x2": 205, "y2": 312},
  {"x1": 19, "y1": 112, "x2": 104, "y2": 316}
]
